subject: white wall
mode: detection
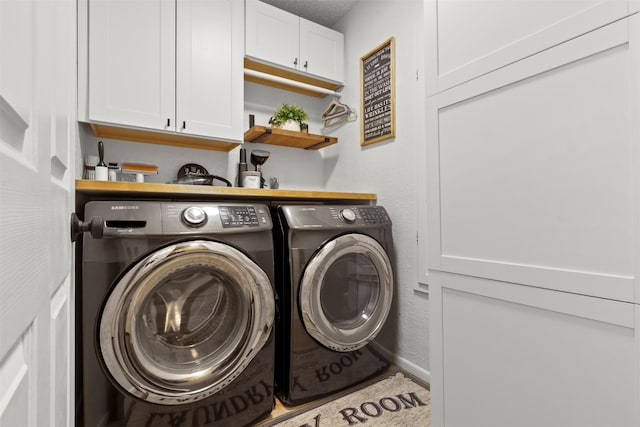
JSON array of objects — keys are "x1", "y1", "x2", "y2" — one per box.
[{"x1": 330, "y1": 0, "x2": 429, "y2": 380}]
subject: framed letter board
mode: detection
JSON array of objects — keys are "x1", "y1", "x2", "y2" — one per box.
[{"x1": 360, "y1": 37, "x2": 395, "y2": 146}]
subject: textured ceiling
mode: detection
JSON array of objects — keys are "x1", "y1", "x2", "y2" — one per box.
[{"x1": 259, "y1": 0, "x2": 361, "y2": 28}]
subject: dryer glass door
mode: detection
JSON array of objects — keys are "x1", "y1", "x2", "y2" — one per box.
[
  {"x1": 299, "y1": 233, "x2": 393, "y2": 352},
  {"x1": 99, "y1": 240, "x2": 274, "y2": 405}
]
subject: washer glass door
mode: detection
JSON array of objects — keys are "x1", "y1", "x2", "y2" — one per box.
[
  {"x1": 99, "y1": 240, "x2": 274, "y2": 405},
  {"x1": 299, "y1": 233, "x2": 393, "y2": 352}
]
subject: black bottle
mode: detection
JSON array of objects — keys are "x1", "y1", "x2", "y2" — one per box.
[{"x1": 237, "y1": 148, "x2": 247, "y2": 187}]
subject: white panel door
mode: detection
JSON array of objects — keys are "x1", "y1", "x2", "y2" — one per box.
[
  {"x1": 299, "y1": 18, "x2": 344, "y2": 82},
  {"x1": 89, "y1": 0, "x2": 176, "y2": 132},
  {"x1": 429, "y1": 272, "x2": 637, "y2": 427},
  {"x1": 424, "y1": 3, "x2": 640, "y2": 426},
  {"x1": 176, "y1": 0, "x2": 243, "y2": 141},
  {"x1": 0, "y1": 0, "x2": 76, "y2": 425},
  {"x1": 426, "y1": 17, "x2": 635, "y2": 302},
  {"x1": 434, "y1": 0, "x2": 629, "y2": 90},
  {"x1": 245, "y1": 0, "x2": 299, "y2": 70}
]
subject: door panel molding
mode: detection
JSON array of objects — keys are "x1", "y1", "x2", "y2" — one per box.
[
  {"x1": 436, "y1": 0, "x2": 629, "y2": 91},
  {"x1": 425, "y1": 20, "x2": 634, "y2": 300},
  {"x1": 50, "y1": 279, "x2": 70, "y2": 427},
  {"x1": 0, "y1": 327, "x2": 34, "y2": 426}
]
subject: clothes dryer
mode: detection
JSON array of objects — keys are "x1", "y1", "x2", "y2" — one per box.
[
  {"x1": 77, "y1": 201, "x2": 275, "y2": 427},
  {"x1": 272, "y1": 205, "x2": 394, "y2": 405}
]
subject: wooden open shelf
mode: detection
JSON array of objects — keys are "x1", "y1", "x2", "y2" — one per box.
[
  {"x1": 244, "y1": 125, "x2": 337, "y2": 150},
  {"x1": 89, "y1": 123, "x2": 240, "y2": 152},
  {"x1": 244, "y1": 57, "x2": 343, "y2": 98}
]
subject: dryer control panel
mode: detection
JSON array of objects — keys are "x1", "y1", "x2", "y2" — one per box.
[
  {"x1": 282, "y1": 205, "x2": 391, "y2": 229},
  {"x1": 329, "y1": 206, "x2": 390, "y2": 225}
]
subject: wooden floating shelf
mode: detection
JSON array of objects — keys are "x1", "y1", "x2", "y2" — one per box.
[
  {"x1": 89, "y1": 123, "x2": 240, "y2": 152},
  {"x1": 244, "y1": 57, "x2": 343, "y2": 98},
  {"x1": 244, "y1": 125, "x2": 337, "y2": 150}
]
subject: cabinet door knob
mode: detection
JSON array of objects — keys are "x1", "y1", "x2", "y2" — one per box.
[
  {"x1": 293, "y1": 57, "x2": 298, "y2": 66},
  {"x1": 182, "y1": 121, "x2": 186, "y2": 130},
  {"x1": 304, "y1": 60, "x2": 308, "y2": 70},
  {"x1": 166, "y1": 118, "x2": 170, "y2": 127}
]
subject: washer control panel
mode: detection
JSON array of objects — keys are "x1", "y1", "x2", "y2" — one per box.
[
  {"x1": 182, "y1": 206, "x2": 207, "y2": 227},
  {"x1": 219, "y1": 206, "x2": 260, "y2": 228},
  {"x1": 163, "y1": 203, "x2": 271, "y2": 233},
  {"x1": 339, "y1": 208, "x2": 357, "y2": 223}
]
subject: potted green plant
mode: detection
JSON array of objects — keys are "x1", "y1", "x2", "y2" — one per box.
[{"x1": 268, "y1": 103, "x2": 309, "y2": 132}]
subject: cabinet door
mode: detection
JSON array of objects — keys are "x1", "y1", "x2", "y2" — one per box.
[
  {"x1": 176, "y1": 0, "x2": 243, "y2": 141},
  {"x1": 245, "y1": 0, "x2": 299, "y2": 70},
  {"x1": 299, "y1": 18, "x2": 344, "y2": 82},
  {"x1": 89, "y1": 0, "x2": 175, "y2": 131}
]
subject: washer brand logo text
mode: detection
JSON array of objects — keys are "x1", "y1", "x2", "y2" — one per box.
[{"x1": 111, "y1": 205, "x2": 140, "y2": 210}]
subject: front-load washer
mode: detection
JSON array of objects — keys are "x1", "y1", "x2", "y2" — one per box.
[
  {"x1": 272, "y1": 205, "x2": 394, "y2": 405},
  {"x1": 78, "y1": 201, "x2": 276, "y2": 427}
]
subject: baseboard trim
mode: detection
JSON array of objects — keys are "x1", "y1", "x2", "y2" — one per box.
[{"x1": 370, "y1": 341, "x2": 431, "y2": 385}]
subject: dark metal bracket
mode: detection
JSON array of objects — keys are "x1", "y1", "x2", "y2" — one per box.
[
  {"x1": 305, "y1": 137, "x2": 331, "y2": 150},
  {"x1": 250, "y1": 128, "x2": 272, "y2": 144}
]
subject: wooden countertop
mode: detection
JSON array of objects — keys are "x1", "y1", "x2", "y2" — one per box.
[{"x1": 76, "y1": 180, "x2": 376, "y2": 207}]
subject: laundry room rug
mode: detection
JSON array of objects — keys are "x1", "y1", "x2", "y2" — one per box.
[{"x1": 263, "y1": 372, "x2": 430, "y2": 427}]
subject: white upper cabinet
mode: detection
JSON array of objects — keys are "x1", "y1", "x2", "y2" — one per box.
[
  {"x1": 299, "y1": 18, "x2": 344, "y2": 83},
  {"x1": 176, "y1": 0, "x2": 243, "y2": 140},
  {"x1": 245, "y1": 0, "x2": 300, "y2": 70},
  {"x1": 245, "y1": 0, "x2": 344, "y2": 83},
  {"x1": 88, "y1": 0, "x2": 243, "y2": 143},
  {"x1": 89, "y1": 0, "x2": 175, "y2": 132}
]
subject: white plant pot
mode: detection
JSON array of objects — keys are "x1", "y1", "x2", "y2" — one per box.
[{"x1": 277, "y1": 119, "x2": 301, "y2": 132}]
